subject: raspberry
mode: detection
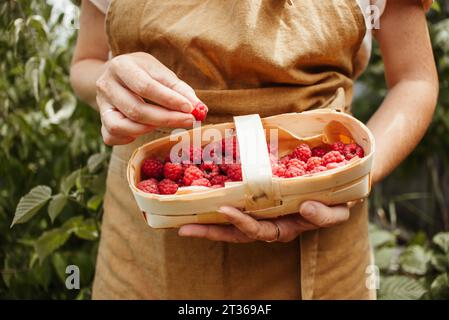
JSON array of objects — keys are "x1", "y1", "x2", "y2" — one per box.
[
  {"x1": 200, "y1": 163, "x2": 220, "y2": 179},
  {"x1": 180, "y1": 145, "x2": 203, "y2": 164},
  {"x1": 222, "y1": 136, "x2": 239, "y2": 159},
  {"x1": 227, "y1": 164, "x2": 243, "y2": 181},
  {"x1": 330, "y1": 141, "x2": 345, "y2": 154},
  {"x1": 191, "y1": 101, "x2": 208, "y2": 121},
  {"x1": 308, "y1": 165, "x2": 327, "y2": 174},
  {"x1": 343, "y1": 143, "x2": 364, "y2": 160},
  {"x1": 279, "y1": 155, "x2": 291, "y2": 166},
  {"x1": 219, "y1": 156, "x2": 235, "y2": 174},
  {"x1": 291, "y1": 144, "x2": 312, "y2": 162},
  {"x1": 163, "y1": 162, "x2": 184, "y2": 181},
  {"x1": 284, "y1": 166, "x2": 305, "y2": 178},
  {"x1": 322, "y1": 151, "x2": 345, "y2": 165},
  {"x1": 137, "y1": 178, "x2": 159, "y2": 194},
  {"x1": 202, "y1": 141, "x2": 221, "y2": 163},
  {"x1": 306, "y1": 157, "x2": 323, "y2": 171},
  {"x1": 211, "y1": 184, "x2": 223, "y2": 189},
  {"x1": 141, "y1": 159, "x2": 164, "y2": 179},
  {"x1": 158, "y1": 179, "x2": 179, "y2": 195},
  {"x1": 182, "y1": 165, "x2": 204, "y2": 186},
  {"x1": 272, "y1": 163, "x2": 287, "y2": 177},
  {"x1": 311, "y1": 147, "x2": 327, "y2": 158},
  {"x1": 191, "y1": 178, "x2": 212, "y2": 187},
  {"x1": 210, "y1": 175, "x2": 228, "y2": 187},
  {"x1": 287, "y1": 158, "x2": 306, "y2": 171}
]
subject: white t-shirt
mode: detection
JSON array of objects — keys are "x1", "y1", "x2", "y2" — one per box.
[{"x1": 89, "y1": 0, "x2": 433, "y2": 78}]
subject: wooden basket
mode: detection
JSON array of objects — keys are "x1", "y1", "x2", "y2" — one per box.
[{"x1": 127, "y1": 110, "x2": 375, "y2": 228}]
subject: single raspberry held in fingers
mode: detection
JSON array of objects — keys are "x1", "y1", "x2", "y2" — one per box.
[
  {"x1": 158, "y1": 179, "x2": 179, "y2": 195},
  {"x1": 141, "y1": 159, "x2": 164, "y2": 179},
  {"x1": 311, "y1": 146, "x2": 327, "y2": 158},
  {"x1": 322, "y1": 151, "x2": 345, "y2": 165},
  {"x1": 291, "y1": 144, "x2": 312, "y2": 162},
  {"x1": 182, "y1": 165, "x2": 204, "y2": 186},
  {"x1": 191, "y1": 102, "x2": 208, "y2": 121},
  {"x1": 284, "y1": 166, "x2": 305, "y2": 178},
  {"x1": 191, "y1": 178, "x2": 212, "y2": 187},
  {"x1": 343, "y1": 143, "x2": 365, "y2": 160},
  {"x1": 330, "y1": 141, "x2": 345, "y2": 154},
  {"x1": 137, "y1": 178, "x2": 159, "y2": 194},
  {"x1": 163, "y1": 162, "x2": 184, "y2": 181},
  {"x1": 210, "y1": 175, "x2": 228, "y2": 187},
  {"x1": 200, "y1": 163, "x2": 220, "y2": 179},
  {"x1": 306, "y1": 157, "x2": 323, "y2": 171},
  {"x1": 227, "y1": 164, "x2": 243, "y2": 181}
]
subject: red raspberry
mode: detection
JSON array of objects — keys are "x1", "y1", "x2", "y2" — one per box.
[
  {"x1": 330, "y1": 141, "x2": 345, "y2": 154},
  {"x1": 311, "y1": 147, "x2": 327, "y2": 158},
  {"x1": 202, "y1": 141, "x2": 221, "y2": 163},
  {"x1": 291, "y1": 144, "x2": 312, "y2": 162},
  {"x1": 191, "y1": 178, "x2": 212, "y2": 187},
  {"x1": 210, "y1": 175, "x2": 228, "y2": 187},
  {"x1": 158, "y1": 179, "x2": 179, "y2": 195},
  {"x1": 141, "y1": 159, "x2": 164, "y2": 179},
  {"x1": 222, "y1": 136, "x2": 239, "y2": 159},
  {"x1": 343, "y1": 143, "x2": 364, "y2": 160},
  {"x1": 284, "y1": 166, "x2": 305, "y2": 178},
  {"x1": 308, "y1": 165, "x2": 327, "y2": 174},
  {"x1": 272, "y1": 163, "x2": 287, "y2": 177},
  {"x1": 306, "y1": 157, "x2": 323, "y2": 171},
  {"x1": 182, "y1": 165, "x2": 204, "y2": 186},
  {"x1": 137, "y1": 178, "x2": 159, "y2": 194},
  {"x1": 227, "y1": 164, "x2": 243, "y2": 181},
  {"x1": 280, "y1": 155, "x2": 291, "y2": 166},
  {"x1": 163, "y1": 162, "x2": 184, "y2": 181},
  {"x1": 180, "y1": 145, "x2": 203, "y2": 164},
  {"x1": 191, "y1": 101, "x2": 208, "y2": 122},
  {"x1": 287, "y1": 158, "x2": 306, "y2": 170},
  {"x1": 219, "y1": 156, "x2": 235, "y2": 174},
  {"x1": 322, "y1": 151, "x2": 345, "y2": 165},
  {"x1": 211, "y1": 184, "x2": 223, "y2": 189},
  {"x1": 199, "y1": 163, "x2": 220, "y2": 179}
]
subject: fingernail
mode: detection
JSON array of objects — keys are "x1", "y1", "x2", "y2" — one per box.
[
  {"x1": 300, "y1": 202, "x2": 316, "y2": 216},
  {"x1": 181, "y1": 103, "x2": 193, "y2": 113},
  {"x1": 181, "y1": 115, "x2": 195, "y2": 127}
]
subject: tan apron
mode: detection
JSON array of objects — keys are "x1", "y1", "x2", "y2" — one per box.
[{"x1": 92, "y1": 0, "x2": 375, "y2": 299}]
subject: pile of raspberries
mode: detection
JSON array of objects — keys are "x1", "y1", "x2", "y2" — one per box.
[{"x1": 137, "y1": 137, "x2": 364, "y2": 195}]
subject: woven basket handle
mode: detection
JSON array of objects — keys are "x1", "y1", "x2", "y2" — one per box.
[{"x1": 234, "y1": 115, "x2": 277, "y2": 210}]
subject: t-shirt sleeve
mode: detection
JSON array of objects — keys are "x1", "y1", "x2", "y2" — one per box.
[{"x1": 89, "y1": 0, "x2": 109, "y2": 14}]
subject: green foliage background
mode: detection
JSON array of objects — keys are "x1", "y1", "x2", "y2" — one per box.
[{"x1": 0, "y1": 0, "x2": 448, "y2": 299}]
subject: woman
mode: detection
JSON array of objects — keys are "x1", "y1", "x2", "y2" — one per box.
[{"x1": 70, "y1": 0, "x2": 438, "y2": 299}]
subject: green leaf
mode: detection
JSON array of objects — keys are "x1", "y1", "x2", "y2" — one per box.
[
  {"x1": 430, "y1": 273, "x2": 449, "y2": 299},
  {"x1": 87, "y1": 194, "x2": 103, "y2": 212},
  {"x1": 369, "y1": 229, "x2": 395, "y2": 248},
  {"x1": 60, "y1": 169, "x2": 81, "y2": 194},
  {"x1": 433, "y1": 233, "x2": 449, "y2": 253},
  {"x1": 399, "y1": 245, "x2": 430, "y2": 275},
  {"x1": 34, "y1": 227, "x2": 72, "y2": 262},
  {"x1": 380, "y1": 276, "x2": 426, "y2": 300},
  {"x1": 375, "y1": 247, "x2": 396, "y2": 271},
  {"x1": 11, "y1": 185, "x2": 52, "y2": 227},
  {"x1": 430, "y1": 253, "x2": 449, "y2": 273},
  {"x1": 51, "y1": 252, "x2": 68, "y2": 283},
  {"x1": 48, "y1": 194, "x2": 68, "y2": 222},
  {"x1": 65, "y1": 217, "x2": 98, "y2": 241},
  {"x1": 87, "y1": 153, "x2": 109, "y2": 173}
]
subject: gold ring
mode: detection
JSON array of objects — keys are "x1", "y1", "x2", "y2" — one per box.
[{"x1": 265, "y1": 222, "x2": 280, "y2": 243}]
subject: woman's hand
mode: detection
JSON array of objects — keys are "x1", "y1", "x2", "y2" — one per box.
[
  {"x1": 96, "y1": 52, "x2": 200, "y2": 145},
  {"x1": 178, "y1": 201, "x2": 353, "y2": 243}
]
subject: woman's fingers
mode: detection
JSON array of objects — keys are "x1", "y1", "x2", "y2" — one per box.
[
  {"x1": 97, "y1": 78, "x2": 195, "y2": 127},
  {"x1": 299, "y1": 201, "x2": 350, "y2": 228},
  {"x1": 99, "y1": 103, "x2": 154, "y2": 137},
  {"x1": 101, "y1": 125, "x2": 135, "y2": 146},
  {"x1": 178, "y1": 224, "x2": 253, "y2": 243},
  {"x1": 111, "y1": 57, "x2": 194, "y2": 113},
  {"x1": 217, "y1": 206, "x2": 280, "y2": 242}
]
